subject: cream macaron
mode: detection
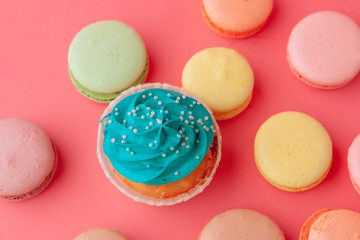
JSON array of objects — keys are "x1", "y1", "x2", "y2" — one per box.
[
  {"x1": 74, "y1": 228, "x2": 127, "y2": 240},
  {"x1": 254, "y1": 111, "x2": 332, "y2": 191},
  {"x1": 182, "y1": 47, "x2": 254, "y2": 120}
]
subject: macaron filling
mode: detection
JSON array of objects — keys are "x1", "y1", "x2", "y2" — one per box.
[{"x1": 102, "y1": 88, "x2": 215, "y2": 185}]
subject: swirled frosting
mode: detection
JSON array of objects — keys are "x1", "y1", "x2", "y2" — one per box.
[{"x1": 102, "y1": 88, "x2": 215, "y2": 185}]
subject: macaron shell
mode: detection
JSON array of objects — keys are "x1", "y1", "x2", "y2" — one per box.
[
  {"x1": 0, "y1": 118, "x2": 57, "y2": 200},
  {"x1": 287, "y1": 11, "x2": 360, "y2": 88},
  {"x1": 182, "y1": 47, "x2": 254, "y2": 120},
  {"x1": 254, "y1": 111, "x2": 332, "y2": 191},
  {"x1": 201, "y1": 0, "x2": 273, "y2": 38},
  {"x1": 300, "y1": 208, "x2": 360, "y2": 240},
  {"x1": 199, "y1": 209, "x2": 285, "y2": 240},
  {"x1": 348, "y1": 134, "x2": 360, "y2": 194},
  {"x1": 69, "y1": 58, "x2": 148, "y2": 103},
  {"x1": 74, "y1": 228, "x2": 127, "y2": 240},
  {"x1": 68, "y1": 20, "x2": 147, "y2": 94}
]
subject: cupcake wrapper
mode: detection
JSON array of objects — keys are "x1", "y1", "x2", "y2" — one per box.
[{"x1": 97, "y1": 83, "x2": 222, "y2": 206}]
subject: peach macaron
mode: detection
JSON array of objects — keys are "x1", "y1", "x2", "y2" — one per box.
[
  {"x1": 199, "y1": 209, "x2": 285, "y2": 240},
  {"x1": 287, "y1": 11, "x2": 360, "y2": 89},
  {"x1": 254, "y1": 111, "x2": 332, "y2": 191},
  {"x1": 182, "y1": 47, "x2": 254, "y2": 120},
  {"x1": 300, "y1": 208, "x2": 360, "y2": 240},
  {"x1": 201, "y1": 0, "x2": 273, "y2": 38},
  {"x1": 0, "y1": 118, "x2": 57, "y2": 200},
  {"x1": 74, "y1": 228, "x2": 127, "y2": 240},
  {"x1": 348, "y1": 134, "x2": 360, "y2": 194}
]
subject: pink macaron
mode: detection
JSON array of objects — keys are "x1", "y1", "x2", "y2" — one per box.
[
  {"x1": 348, "y1": 134, "x2": 360, "y2": 194},
  {"x1": 287, "y1": 11, "x2": 360, "y2": 89},
  {"x1": 199, "y1": 209, "x2": 285, "y2": 240},
  {"x1": 0, "y1": 118, "x2": 57, "y2": 200}
]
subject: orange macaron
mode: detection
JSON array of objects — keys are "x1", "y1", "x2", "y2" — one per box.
[
  {"x1": 201, "y1": 0, "x2": 273, "y2": 38},
  {"x1": 300, "y1": 208, "x2": 360, "y2": 240}
]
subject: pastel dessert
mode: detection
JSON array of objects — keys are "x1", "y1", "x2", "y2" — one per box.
[
  {"x1": 287, "y1": 11, "x2": 360, "y2": 89},
  {"x1": 300, "y1": 208, "x2": 360, "y2": 240},
  {"x1": 182, "y1": 47, "x2": 254, "y2": 120},
  {"x1": 199, "y1": 209, "x2": 285, "y2": 240},
  {"x1": 74, "y1": 228, "x2": 127, "y2": 240},
  {"x1": 68, "y1": 20, "x2": 149, "y2": 102},
  {"x1": 0, "y1": 118, "x2": 57, "y2": 200},
  {"x1": 201, "y1": 0, "x2": 273, "y2": 38},
  {"x1": 97, "y1": 83, "x2": 221, "y2": 206},
  {"x1": 348, "y1": 134, "x2": 360, "y2": 194},
  {"x1": 254, "y1": 111, "x2": 332, "y2": 191}
]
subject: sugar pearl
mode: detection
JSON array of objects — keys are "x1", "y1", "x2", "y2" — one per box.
[
  {"x1": 162, "y1": 153, "x2": 166, "y2": 158},
  {"x1": 174, "y1": 171, "x2": 179, "y2": 176},
  {"x1": 111, "y1": 138, "x2": 115, "y2": 143}
]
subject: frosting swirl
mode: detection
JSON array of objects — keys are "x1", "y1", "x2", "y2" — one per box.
[{"x1": 102, "y1": 88, "x2": 215, "y2": 185}]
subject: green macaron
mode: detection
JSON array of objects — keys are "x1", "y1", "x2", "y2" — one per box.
[{"x1": 68, "y1": 20, "x2": 149, "y2": 103}]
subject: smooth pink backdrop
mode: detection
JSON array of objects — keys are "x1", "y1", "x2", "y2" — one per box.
[{"x1": 1, "y1": 0, "x2": 360, "y2": 239}]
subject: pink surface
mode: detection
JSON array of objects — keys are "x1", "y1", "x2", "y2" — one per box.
[
  {"x1": 0, "y1": 0, "x2": 359, "y2": 239},
  {"x1": 348, "y1": 135, "x2": 360, "y2": 194}
]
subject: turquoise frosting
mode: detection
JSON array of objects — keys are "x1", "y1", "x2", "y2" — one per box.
[{"x1": 102, "y1": 88, "x2": 215, "y2": 185}]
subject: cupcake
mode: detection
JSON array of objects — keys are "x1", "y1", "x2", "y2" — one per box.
[{"x1": 97, "y1": 83, "x2": 221, "y2": 206}]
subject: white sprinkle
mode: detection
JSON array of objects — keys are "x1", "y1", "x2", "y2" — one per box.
[
  {"x1": 129, "y1": 126, "x2": 133, "y2": 130},
  {"x1": 176, "y1": 150, "x2": 180, "y2": 154},
  {"x1": 197, "y1": 101, "x2": 201, "y2": 105},
  {"x1": 147, "y1": 106, "x2": 151, "y2": 111},
  {"x1": 123, "y1": 120, "x2": 127, "y2": 123},
  {"x1": 122, "y1": 135, "x2": 127, "y2": 139},
  {"x1": 108, "y1": 120, "x2": 112, "y2": 124},
  {"x1": 196, "y1": 155, "x2": 200, "y2": 159},
  {"x1": 111, "y1": 138, "x2": 116, "y2": 143},
  {"x1": 176, "y1": 97, "x2": 181, "y2": 101},
  {"x1": 185, "y1": 120, "x2": 189, "y2": 124},
  {"x1": 192, "y1": 101, "x2": 197, "y2": 105},
  {"x1": 151, "y1": 111, "x2": 155, "y2": 116},
  {"x1": 189, "y1": 116, "x2": 194, "y2": 120},
  {"x1": 158, "y1": 101, "x2": 163, "y2": 105},
  {"x1": 179, "y1": 130, "x2": 183, "y2": 134},
  {"x1": 142, "y1": 94, "x2": 146, "y2": 98},
  {"x1": 132, "y1": 109, "x2": 136, "y2": 113},
  {"x1": 181, "y1": 142, "x2": 186, "y2": 146},
  {"x1": 145, "y1": 126, "x2": 149, "y2": 130},
  {"x1": 190, "y1": 104, "x2": 194, "y2": 108},
  {"x1": 126, "y1": 148, "x2": 130, "y2": 151},
  {"x1": 127, "y1": 112, "x2": 131, "y2": 116},
  {"x1": 181, "y1": 134, "x2": 185, "y2": 138},
  {"x1": 189, "y1": 111, "x2": 192, "y2": 115},
  {"x1": 210, "y1": 125, "x2": 214, "y2": 129},
  {"x1": 165, "y1": 110, "x2": 169, "y2": 114},
  {"x1": 166, "y1": 118, "x2": 169, "y2": 121},
  {"x1": 160, "y1": 110, "x2": 163, "y2": 113},
  {"x1": 115, "y1": 112, "x2": 119, "y2": 116},
  {"x1": 157, "y1": 119, "x2": 163, "y2": 124},
  {"x1": 181, "y1": 127, "x2": 185, "y2": 132},
  {"x1": 131, "y1": 152, "x2": 135, "y2": 155},
  {"x1": 149, "y1": 93, "x2": 153, "y2": 96},
  {"x1": 185, "y1": 137, "x2": 189, "y2": 141},
  {"x1": 154, "y1": 96, "x2": 158, "y2": 100},
  {"x1": 186, "y1": 145, "x2": 190, "y2": 148},
  {"x1": 133, "y1": 128, "x2": 138, "y2": 133},
  {"x1": 181, "y1": 111, "x2": 185, "y2": 115},
  {"x1": 177, "y1": 134, "x2": 181, "y2": 138},
  {"x1": 133, "y1": 113, "x2": 137, "y2": 117},
  {"x1": 182, "y1": 95, "x2": 186, "y2": 99},
  {"x1": 149, "y1": 143, "x2": 153, "y2": 147},
  {"x1": 212, "y1": 129, "x2": 216, "y2": 133},
  {"x1": 149, "y1": 122, "x2": 154, "y2": 126},
  {"x1": 204, "y1": 116, "x2": 209, "y2": 121},
  {"x1": 179, "y1": 116, "x2": 183, "y2": 121},
  {"x1": 195, "y1": 129, "x2": 199, "y2": 133},
  {"x1": 196, "y1": 140, "x2": 200, "y2": 144},
  {"x1": 167, "y1": 93, "x2": 171, "y2": 97},
  {"x1": 174, "y1": 171, "x2": 179, "y2": 176},
  {"x1": 175, "y1": 100, "x2": 179, "y2": 104},
  {"x1": 162, "y1": 153, "x2": 166, "y2": 158},
  {"x1": 115, "y1": 107, "x2": 119, "y2": 111},
  {"x1": 154, "y1": 140, "x2": 157, "y2": 144},
  {"x1": 191, "y1": 121, "x2": 195, "y2": 125},
  {"x1": 146, "y1": 164, "x2": 150, "y2": 168},
  {"x1": 170, "y1": 147, "x2": 175, "y2": 151},
  {"x1": 141, "y1": 115, "x2": 145, "y2": 119},
  {"x1": 190, "y1": 125, "x2": 194, "y2": 128},
  {"x1": 121, "y1": 140, "x2": 125, "y2": 144},
  {"x1": 136, "y1": 107, "x2": 140, "y2": 111}
]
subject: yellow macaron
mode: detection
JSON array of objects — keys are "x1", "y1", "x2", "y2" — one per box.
[
  {"x1": 182, "y1": 47, "x2": 254, "y2": 120},
  {"x1": 254, "y1": 111, "x2": 332, "y2": 191}
]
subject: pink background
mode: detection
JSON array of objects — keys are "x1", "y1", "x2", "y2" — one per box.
[{"x1": 1, "y1": 0, "x2": 360, "y2": 239}]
